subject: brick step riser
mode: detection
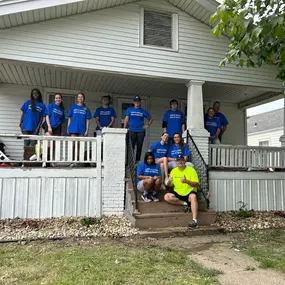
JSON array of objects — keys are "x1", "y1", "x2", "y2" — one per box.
[{"x1": 135, "y1": 212, "x2": 216, "y2": 229}]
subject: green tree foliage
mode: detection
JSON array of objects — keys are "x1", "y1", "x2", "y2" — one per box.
[{"x1": 211, "y1": 0, "x2": 285, "y2": 84}]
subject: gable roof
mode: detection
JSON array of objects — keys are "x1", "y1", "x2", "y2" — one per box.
[
  {"x1": 0, "y1": 0, "x2": 219, "y2": 29},
  {"x1": 247, "y1": 108, "x2": 284, "y2": 134}
]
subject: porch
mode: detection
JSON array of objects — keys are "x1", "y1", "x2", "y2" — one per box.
[{"x1": 0, "y1": 61, "x2": 285, "y2": 224}]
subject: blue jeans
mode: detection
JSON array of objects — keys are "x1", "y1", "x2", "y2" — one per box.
[{"x1": 22, "y1": 131, "x2": 37, "y2": 147}]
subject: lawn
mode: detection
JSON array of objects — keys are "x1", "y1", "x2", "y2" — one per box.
[
  {"x1": 233, "y1": 228, "x2": 285, "y2": 273},
  {"x1": 0, "y1": 240, "x2": 220, "y2": 285}
]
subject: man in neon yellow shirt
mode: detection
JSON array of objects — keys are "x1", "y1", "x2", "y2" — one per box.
[{"x1": 164, "y1": 155, "x2": 199, "y2": 228}]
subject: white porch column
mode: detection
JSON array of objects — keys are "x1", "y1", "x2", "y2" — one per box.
[
  {"x1": 102, "y1": 128, "x2": 128, "y2": 215},
  {"x1": 185, "y1": 80, "x2": 210, "y2": 163},
  {"x1": 280, "y1": 98, "x2": 285, "y2": 147}
]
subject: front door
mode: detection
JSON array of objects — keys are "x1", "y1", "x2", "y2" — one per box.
[{"x1": 116, "y1": 97, "x2": 149, "y2": 161}]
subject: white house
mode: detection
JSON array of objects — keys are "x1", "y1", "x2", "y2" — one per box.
[
  {"x1": 247, "y1": 108, "x2": 284, "y2": 147},
  {"x1": 0, "y1": 0, "x2": 285, "y2": 225}
]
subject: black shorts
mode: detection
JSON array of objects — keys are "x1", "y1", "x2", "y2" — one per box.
[
  {"x1": 173, "y1": 191, "x2": 197, "y2": 203},
  {"x1": 42, "y1": 122, "x2": 61, "y2": 135}
]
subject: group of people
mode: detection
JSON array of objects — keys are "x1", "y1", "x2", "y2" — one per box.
[
  {"x1": 19, "y1": 88, "x2": 229, "y2": 228},
  {"x1": 132, "y1": 98, "x2": 228, "y2": 229},
  {"x1": 19, "y1": 88, "x2": 117, "y2": 147}
]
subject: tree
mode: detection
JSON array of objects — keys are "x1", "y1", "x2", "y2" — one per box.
[{"x1": 211, "y1": 0, "x2": 285, "y2": 84}]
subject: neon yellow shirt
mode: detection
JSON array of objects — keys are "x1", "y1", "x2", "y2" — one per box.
[{"x1": 170, "y1": 166, "x2": 199, "y2": 196}]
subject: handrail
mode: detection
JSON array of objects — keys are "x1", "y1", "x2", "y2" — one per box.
[
  {"x1": 186, "y1": 130, "x2": 210, "y2": 209},
  {"x1": 209, "y1": 144, "x2": 285, "y2": 168},
  {"x1": 126, "y1": 132, "x2": 139, "y2": 213},
  {"x1": 0, "y1": 134, "x2": 99, "y2": 166}
]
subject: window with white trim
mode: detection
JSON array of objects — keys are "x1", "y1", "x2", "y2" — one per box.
[
  {"x1": 140, "y1": 8, "x2": 178, "y2": 50},
  {"x1": 259, "y1": 140, "x2": 269, "y2": 147}
]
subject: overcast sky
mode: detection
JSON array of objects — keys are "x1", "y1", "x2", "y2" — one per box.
[{"x1": 247, "y1": 98, "x2": 284, "y2": 116}]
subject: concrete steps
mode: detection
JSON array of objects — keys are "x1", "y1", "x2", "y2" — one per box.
[
  {"x1": 134, "y1": 211, "x2": 216, "y2": 229},
  {"x1": 125, "y1": 180, "x2": 216, "y2": 229}
]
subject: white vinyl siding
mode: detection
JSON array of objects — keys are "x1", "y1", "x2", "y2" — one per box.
[
  {"x1": 248, "y1": 128, "x2": 283, "y2": 147},
  {"x1": 0, "y1": 0, "x2": 282, "y2": 89}
]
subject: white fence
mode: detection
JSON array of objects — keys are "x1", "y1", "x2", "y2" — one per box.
[
  {"x1": 0, "y1": 134, "x2": 101, "y2": 166},
  {"x1": 209, "y1": 144, "x2": 285, "y2": 169},
  {"x1": 209, "y1": 171, "x2": 285, "y2": 211},
  {"x1": 0, "y1": 129, "x2": 127, "y2": 219}
]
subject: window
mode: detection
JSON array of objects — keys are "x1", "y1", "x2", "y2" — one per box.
[
  {"x1": 259, "y1": 140, "x2": 269, "y2": 147},
  {"x1": 140, "y1": 8, "x2": 178, "y2": 50}
]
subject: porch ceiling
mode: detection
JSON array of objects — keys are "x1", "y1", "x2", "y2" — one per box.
[
  {"x1": 0, "y1": 0, "x2": 218, "y2": 29},
  {"x1": 0, "y1": 61, "x2": 280, "y2": 104}
]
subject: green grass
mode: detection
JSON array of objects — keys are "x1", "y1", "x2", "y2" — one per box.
[
  {"x1": 0, "y1": 241, "x2": 220, "y2": 285},
  {"x1": 233, "y1": 228, "x2": 285, "y2": 273}
]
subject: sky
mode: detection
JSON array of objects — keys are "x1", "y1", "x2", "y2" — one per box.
[{"x1": 247, "y1": 98, "x2": 284, "y2": 116}]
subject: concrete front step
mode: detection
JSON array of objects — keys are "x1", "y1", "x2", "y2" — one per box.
[
  {"x1": 138, "y1": 226, "x2": 225, "y2": 238},
  {"x1": 134, "y1": 211, "x2": 216, "y2": 229},
  {"x1": 132, "y1": 199, "x2": 208, "y2": 214}
]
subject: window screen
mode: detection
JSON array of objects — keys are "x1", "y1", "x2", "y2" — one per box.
[{"x1": 259, "y1": 140, "x2": 269, "y2": 147}]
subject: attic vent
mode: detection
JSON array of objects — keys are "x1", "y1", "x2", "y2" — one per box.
[{"x1": 140, "y1": 8, "x2": 178, "y2": 51}]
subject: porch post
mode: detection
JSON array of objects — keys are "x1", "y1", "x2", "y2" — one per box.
[
  {"x1": 280, "y1": 98, "x2": 285, "y2": 147},
  {"x1": 102, "y1": 128, "x2": 128, "y2": 215},
  {"x1": 185, "y1": 80, "x2": 210, "y2": 163}
]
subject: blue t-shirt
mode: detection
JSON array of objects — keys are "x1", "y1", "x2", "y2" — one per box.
[
  {"x1": 67, "y1": 104, "x2": 92, "y2": 135},
  {"x1": 162, "y1": 109, "x2": 185, "y2": 137},
  {"x1": 205, "y1": 116, "x2": 222, "y2": 136},
  {"x1": 136, "y1": 162, "x2": 162, "y2": 184},
  {"x1": 45, "y1": 103, "x2": 66, "y2": 129},
  {"x1": 214, "y1": 112, "x2": 229, "y2": 127},
  {"x1": 168, "y1": 143, "x2": 190, "y2": 159},
  {"x1": 125, "y1": 107, "x2": 151, "y2": 132},
  {"x1": 94, "y1": 107, "x2": 117, "y2": 130},
  {"x1": 150, "y1": 141, "x2": 168, "y2": 159},
  {"x1": 20, "y1": 100, "x2": 46, "y2": 132}
]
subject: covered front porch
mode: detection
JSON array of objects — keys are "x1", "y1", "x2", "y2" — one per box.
[{"x1": 0, "y1": 60, "x2": 285, "y2": 219}]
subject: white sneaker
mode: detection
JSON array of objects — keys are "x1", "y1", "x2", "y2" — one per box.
[
  {"x1": 161, "y1": 184, "x2": 166, "y2": 191},
  {"x1": 29, "y1": 154, "x2": 37, "y2": 161}
]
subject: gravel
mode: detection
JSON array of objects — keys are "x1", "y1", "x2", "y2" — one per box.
[
  {"x1": 1, "y1": 211, "x2": 285, "y2": 241},
  {"x1": 215, "y1": 211, "x2": 285, "y2": 232},
  {"x1": 0, "y1": 215, "x2": 138, "y2": 241}
]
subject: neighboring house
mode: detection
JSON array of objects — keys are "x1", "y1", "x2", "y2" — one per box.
[
  {"x1": 247, "y1": 108, "x2": 284, "y2": 147},
  {"x1": 0, "y1": 0, "x2": 284, "y2": 220}
]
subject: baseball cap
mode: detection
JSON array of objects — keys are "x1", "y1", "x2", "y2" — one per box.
[
  {"x1": 176, "y1": 155, "x2": 185, "y2": 161},
  {"x1": 133, "y1": 95, "x2": 141, "y2": 101}
]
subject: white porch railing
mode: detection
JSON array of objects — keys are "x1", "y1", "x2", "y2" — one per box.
[
  {"x1": 209, "y1": 144, "x2": 285, "y2": 168},
  {"x1": 0, "y1": 134, "x2": 101, "y2": 167}
]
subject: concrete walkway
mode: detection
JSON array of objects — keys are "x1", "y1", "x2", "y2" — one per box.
[
  {"x1": 192, "y1": 243, "x2": 285, "y2": 285},
  {"x1": 152, "y1": 235, "x2": 285, "y2": 285}
]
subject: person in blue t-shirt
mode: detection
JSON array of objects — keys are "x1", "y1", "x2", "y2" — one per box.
[
  {"x1": 162, "y1": 99, "x2": 185, "y2": 147},
  {"x1": 136, "y1": 152, "x2": 162, "y2": 202},
  {"x1": 205, "y1": 107, "x2": 221, "y2": 144},
  {"x1": 67, "y1": 92, "x2": 92, "y2": 137},
  {"x1": 149, "y1": 132, "x2": 169, "y2": 186},
  {"x1": 124, "y1": 96, "x2": 153, "y2": 163},
  {"x1": 19, "y1": 88, "x2": 46, "y2": 146},
  {"x1": 213, "y1": 101, "x2": 229, "y2": 142},
  {"x1": 167, "y1": 133, "x2": 194, "y2": 170},
  {"x1": 94, "y1": 95, "x2": 116, "y2": 136},
  {"x1": 43, "y1": 93, "x2": 66, "y2": 136}
]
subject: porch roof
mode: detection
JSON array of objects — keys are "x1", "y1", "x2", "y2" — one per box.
[
  {"x1": 0, "y1": 60, "x2": 281, "y2": 105},
  {"x1": 0, "y1": 0, "x2": 218, "y2": 29}
]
